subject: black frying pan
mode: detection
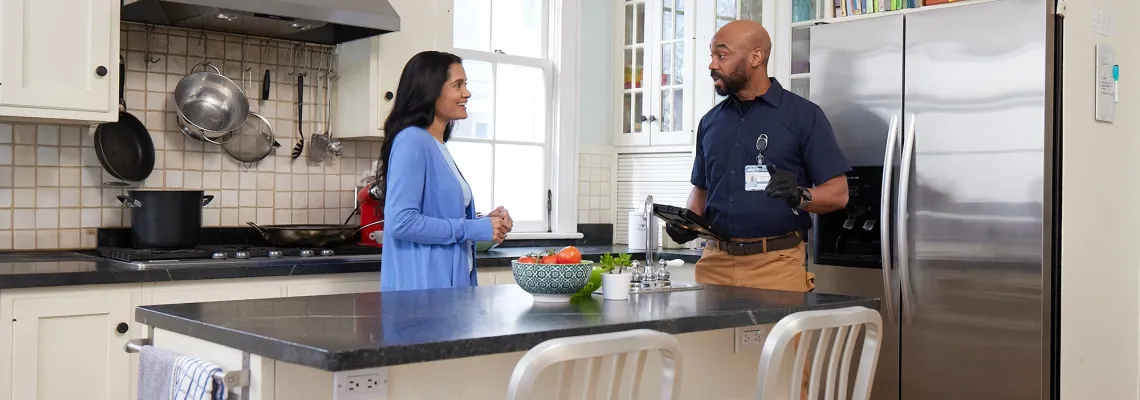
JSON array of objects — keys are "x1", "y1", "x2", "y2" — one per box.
[{"x1": 94, "y1": 58, "x2": 155, "y2": 183}]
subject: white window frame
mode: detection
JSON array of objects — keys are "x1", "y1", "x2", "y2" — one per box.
[{"x1": 439, "y1": 0, "x2": 581, "y2": 237}]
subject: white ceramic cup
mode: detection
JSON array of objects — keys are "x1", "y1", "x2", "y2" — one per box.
[{"x1": 602, "y1": 272, "x2": 633, "y2": 300}]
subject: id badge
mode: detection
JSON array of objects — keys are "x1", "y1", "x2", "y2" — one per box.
[{"x1": 744, "y1": 164, "x2": 770, "y2": 191}]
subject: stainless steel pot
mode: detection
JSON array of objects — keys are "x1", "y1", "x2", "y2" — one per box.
[{"x1": 247, "y1": 221, "x2": 384, "y2": 247}]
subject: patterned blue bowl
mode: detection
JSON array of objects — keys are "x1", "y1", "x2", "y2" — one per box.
[{"x1": 511, "y1": 260, "x2": 593, "y2": 302}]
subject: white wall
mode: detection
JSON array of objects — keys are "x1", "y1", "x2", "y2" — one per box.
[
  {"x1": 1060, "y1": 1, "x2": 1140, "y2": 398},
  {"x1": 577, "y1": 0, "x2": 615, "y2": 146}
]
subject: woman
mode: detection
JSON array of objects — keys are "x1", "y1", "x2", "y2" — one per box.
[{"x1": 372, "y1": 51, "x2": 512, "y2": 291}]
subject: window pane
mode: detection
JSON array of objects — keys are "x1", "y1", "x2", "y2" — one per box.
[
  {"x1": 623, "y1": 94, "x2": 632, "y2": 134},
  {"x1": 633, "y1": 92, "x2": 644, "y2": 133},
  {"x1": 494, "y1": 144, "x2": 545, "y2": 222},
  {"x1": 675, "y1": 10, "x2": 685, "y2": 39},
  {"x1": 492, "y1": 0, "x2": 543, "y2": 57},
  {"x1": 673, "y1": 43, "x2": 684, "y2": 85},
  {"x1": 661, "y1": 43, "x2": 673, "y2": 86},
  {"x1": 661, "y1": 9, "x2": 673, "y2": 40},
  {"x1": 741, "y1": 0, "x2": 763, "y2": 21},
  {"x1": 625, "y1": 4, "x2": 635, "y2": 45},
  {"x1": 452, "y1": 60, "x2": 494, "y2": 139},
  {"x1": 717, "y1": 0, "x2": 736, "y2": 18},
  {"x1": 446, "y1": 141, "x2": 493, "y2": 214},
  {"x1": 660, "y1": 88, "x2": 672, "y2": 132},
  {"x1": 635, "y1": 3, "x2": 645, "y2": 44},
  {"x1": 494, "y1": 64, "x2": 546, "y2": 143},
  {"x1": 672, "y1": 89, "x2": 683, "y2": 130},
  {"x1": 453, "y1": 0, "x2": 491, "y2": 51}
]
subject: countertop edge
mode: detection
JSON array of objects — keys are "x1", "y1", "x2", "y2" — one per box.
[
  {"x1": 0, "y1": 248, "x2": 702, "y2": 290},
  {"x1": 135, "y1": 296, "x2": 880, "y2": 372}
]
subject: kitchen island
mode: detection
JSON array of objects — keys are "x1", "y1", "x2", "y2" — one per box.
[{"x1": 135, "y1": 283, "x2": 878, "y2": 399}]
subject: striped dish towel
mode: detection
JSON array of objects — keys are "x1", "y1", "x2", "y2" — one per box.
[{"x1": 171, "y1": 356, "x2": 227, "y2": 400}]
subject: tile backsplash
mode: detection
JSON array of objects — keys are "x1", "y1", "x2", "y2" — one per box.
[
  {"x1": 0, "y1": 24, "x2": 379, "y2": 250},
  {"x1": 577, "y1": 151, "x2": 614, "y2": 225}
]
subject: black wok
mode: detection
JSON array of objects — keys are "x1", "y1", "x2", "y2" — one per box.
[{"x1": 247, "y1": 221, "x2": 383, "y2": 247}]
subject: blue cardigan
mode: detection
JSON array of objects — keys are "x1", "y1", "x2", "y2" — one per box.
[{"x1": 380, "y1": 127, "x2": 494, "y2": 291}]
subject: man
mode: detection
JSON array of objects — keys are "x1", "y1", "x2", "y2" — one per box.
[{"x1": 667, "y1": 20, "x2": 850, "y2": 292}]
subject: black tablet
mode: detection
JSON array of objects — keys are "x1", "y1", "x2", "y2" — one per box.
[{"x1": 652, "y1": 204, "x2": 731, "y2": 242}]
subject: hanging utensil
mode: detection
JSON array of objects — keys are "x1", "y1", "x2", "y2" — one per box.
[
  {"x1": 291, "y1": 44, "x2": 306, "y2": 160},
  {"x1": 308, "y1": 49, "x2": 332, "y2": 163},
  {"x1": 323, "y1": 48, "x2": 342, "y2": 157},
  {"x1": 222, "y1": 43, "x2": 276, "y2": 165},
  {"x1": 94, "y1": 56, "x2": 156, "y2": 185},
  {"x1": 174, "y1": 33, "x2": 249, "y2": 139}
]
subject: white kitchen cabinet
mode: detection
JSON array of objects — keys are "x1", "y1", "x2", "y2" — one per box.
[
  {"x1": 333, "y1": 0, "x2": 444, "y2": 139},
  {"x1": 0, "y1": 274, "x2": 380, "y2": 400},
  {"x1": 0, "y1": 0, "x2": 119, "y2": 123},
  {"x1": 0, "y1": 285, "x2": 135, "y2": 400},
  {"x1": 613, "y1": 0, "x2": 697, "y2": 148},
  {"x1": 614, "y1": 0, "x2": 788, "y2": 149}
]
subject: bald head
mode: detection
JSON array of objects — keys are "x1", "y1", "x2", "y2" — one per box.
[
  {"x1": 713, "y1": 20, "x2": 772, "y2": 67},
  {"x1": 708, "y1": 20, "x2": 773, "y2": 97}
]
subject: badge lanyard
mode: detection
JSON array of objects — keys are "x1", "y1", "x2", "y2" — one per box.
[{"x1": 744, "y1": 134, "x2": 770, "y2": 192}]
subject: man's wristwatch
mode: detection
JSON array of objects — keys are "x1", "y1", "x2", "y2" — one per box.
[{"x1": 796, "y1": 187, "x2": 812, "y2": 209}]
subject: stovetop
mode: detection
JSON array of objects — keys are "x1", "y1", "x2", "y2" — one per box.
[{"x1": 97, "y1": 244, "x2": 383, "y2": 264}]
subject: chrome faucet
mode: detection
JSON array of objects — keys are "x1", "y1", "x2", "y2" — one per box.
[
  {"x1": 641, "y1": 195, "x2": 668, "y2": 287},
  {"x1": 644, "y1": 195, "x2": 658, "y2": 269}
]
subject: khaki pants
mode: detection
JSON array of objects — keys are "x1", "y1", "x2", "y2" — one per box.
[
  {"x1": 695, "y1": 240, "x2": 815, "y2": 292},
  {"x1": 695, "y1": 238, "x2": 815, "y2": 398}
]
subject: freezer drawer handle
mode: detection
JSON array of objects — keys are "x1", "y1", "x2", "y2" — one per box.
[{"x1": 879, "y1": 114, "x2": 900, "y2": 322}]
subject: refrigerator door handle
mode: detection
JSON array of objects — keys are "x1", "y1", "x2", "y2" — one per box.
[
  {"x1": 879, "y1": 114, "x2": 900, "y2": 323},
  {"x1": 897, "y1": 114, "x2": 917, "y2": 324}
]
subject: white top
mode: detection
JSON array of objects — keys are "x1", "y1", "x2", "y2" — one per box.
[{"x1": 435, "y1": 140, "x2": 476, "y2": 274}]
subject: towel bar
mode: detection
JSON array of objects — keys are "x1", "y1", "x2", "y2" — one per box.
[{"x1": 124, "y1": 338, "x2": 250, "y2": 388}]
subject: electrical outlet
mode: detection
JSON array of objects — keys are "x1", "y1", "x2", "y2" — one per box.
[
  {"x1": 733, "y1": 324, "x2": 772, "y2": 353},
  {"x1": 333, "y1": 367, "x2": 388, "y2": 400}
]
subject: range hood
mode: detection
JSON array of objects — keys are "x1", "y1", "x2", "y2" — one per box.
[{"x1": 121, "y1": 0, "x2": 400, "y2": 45}]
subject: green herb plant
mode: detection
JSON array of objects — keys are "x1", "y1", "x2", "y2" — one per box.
[{"x1": 599, "y1": 253, "x2": 633, "y2": 274}]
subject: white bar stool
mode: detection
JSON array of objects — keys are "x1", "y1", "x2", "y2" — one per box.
[
  {"x1": 755, "y1": 306, "x2": 883, "y2": 400},
  {"x1": 506, "y1": 329, "x2": 684, "y2": 400}
]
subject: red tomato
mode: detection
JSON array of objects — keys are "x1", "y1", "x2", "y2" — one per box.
[
  {"x1": 518, "y1": 256, "x2": 537, "y2": 263},
  {"x1": 541, "y1": 255, "x2": 559, "y2": 264},
  {"x1": 556, "y1": 246, "x2": 582, "y2": 264}
]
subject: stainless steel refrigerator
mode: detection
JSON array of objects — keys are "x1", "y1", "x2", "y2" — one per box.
[{"x1": 807, "y1": 0, "x2": 1060, "y2": 398}]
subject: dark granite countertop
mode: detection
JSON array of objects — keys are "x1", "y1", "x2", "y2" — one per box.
[
  {"x1": 0, "y1": 247, "x2": 702, "y2": 290},
  {"x1": 135, "y1": 284, "x2": 878, "y2": 371}
]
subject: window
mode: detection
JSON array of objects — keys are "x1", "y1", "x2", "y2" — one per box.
[{"x1": 449, "y1": 0, "x2": 554, "y2": 233}]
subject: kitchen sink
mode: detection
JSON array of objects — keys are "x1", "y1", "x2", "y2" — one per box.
[{"x1": 593, "y1": 281, "x2": 706, "y2": 295}]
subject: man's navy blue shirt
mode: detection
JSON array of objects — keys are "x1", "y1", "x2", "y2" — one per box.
[{"x1": 691, "y1": 78, "x2": 851, "y2": 239}]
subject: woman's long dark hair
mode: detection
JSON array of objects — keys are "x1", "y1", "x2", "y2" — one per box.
[{"x1": 373, "y1": 51, "x2": 463, "y2": 207}]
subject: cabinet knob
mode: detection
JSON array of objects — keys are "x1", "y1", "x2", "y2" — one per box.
[
  {"x1": 95, "y1": 66, "x2": 108, "y2": 77},
  {"x1": 115, "y1": 322, "x2": 129, "y2": 334},
  {"x1": 384, "y1": 91, "x2": 394, "y2": 101}
]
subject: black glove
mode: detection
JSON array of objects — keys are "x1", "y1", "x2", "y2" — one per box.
[
  {"x1": 763, "y1": 163, "x2": 803, "y2": 208},
  {"x1": 666, "y1": 223, "x2": 699, "y2": 244}
]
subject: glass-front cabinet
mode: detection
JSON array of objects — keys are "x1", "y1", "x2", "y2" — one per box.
[
  {"x1": 614, "y1": 0, "x2": 695, "y2": 147},
  {"x1": 614, "y1": 0, "x2": 779, "y2": 149}
]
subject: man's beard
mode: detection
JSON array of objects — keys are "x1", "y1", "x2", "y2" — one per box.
[{"x1": 712, "y1": 65, "x2": 747, "y2": 96}]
